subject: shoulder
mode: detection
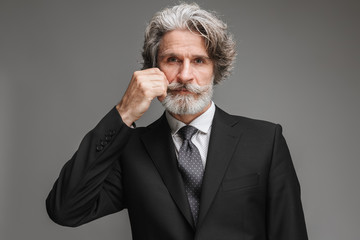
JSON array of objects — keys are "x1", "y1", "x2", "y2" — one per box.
[{"x1": 214, "y1": 106, "x2": 281, "y2": 136}]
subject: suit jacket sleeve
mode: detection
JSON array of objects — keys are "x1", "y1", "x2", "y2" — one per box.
[
  {"x1": 267, "y1": 124, "x2": 308, "y2": 240},
  {"x1": 46, "y1": 107, "x2": 131, "y2": 227}
]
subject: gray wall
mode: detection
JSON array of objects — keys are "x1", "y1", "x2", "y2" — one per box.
[{"x1": 1, "y1": 0, "x2": 359, "y2": 239}]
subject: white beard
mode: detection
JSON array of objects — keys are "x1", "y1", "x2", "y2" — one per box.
[{"x1": 161, "y1": 82, "x2": 213, "y2": 115}]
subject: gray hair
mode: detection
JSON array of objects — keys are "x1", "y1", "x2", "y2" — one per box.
[{"x1": 142, "y1": 3, "x2": 236, "y2": 84}]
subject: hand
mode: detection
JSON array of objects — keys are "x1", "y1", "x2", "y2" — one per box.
[{"x1": 116, "y1": 68, "x2": 168, "y2": 126}]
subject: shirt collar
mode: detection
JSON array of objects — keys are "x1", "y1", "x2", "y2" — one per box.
[{"x1": 166, "y1": 101, "x2": 216, "y2": 136}]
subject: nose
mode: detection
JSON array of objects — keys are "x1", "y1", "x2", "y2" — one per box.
[{"x1": 177, "y1": 59, "x2": 193, "y2": 83}]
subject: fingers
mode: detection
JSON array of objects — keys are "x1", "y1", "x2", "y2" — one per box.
[
  {"x1": 117, "y1": 68, "x2": 168, "y2": 126},
  {"x1": 156, "y1": 75, "x2": 168, "y2": 102},
  {"x1": 132, "y1": 69, "x2": 168, "y2": 100}
]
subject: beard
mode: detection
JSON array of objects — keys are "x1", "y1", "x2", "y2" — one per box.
[{"x1": 161, "y1": 82, "x2": 213, "y2": 115}]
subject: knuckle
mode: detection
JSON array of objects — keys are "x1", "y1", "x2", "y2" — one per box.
[
  {"x1": 161, "y1": 84, "x2": 167, "y2": 91},
  {"x1": 160, "y1": 72, "x2": 167, "y2": 80},
  {"x1": 133, "y1": 71, "x2": 140, "y2": 77},
  {"x1": 138, "y1": 80, "x2": 146, "y2": 88}
]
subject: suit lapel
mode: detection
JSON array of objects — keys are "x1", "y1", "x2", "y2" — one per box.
[
  {"x1": 197, "y1": 107, "x2": 244, "y2": 226},
  {"x1": 140, "y1": 114, "x2": 195, "y2": 229}
]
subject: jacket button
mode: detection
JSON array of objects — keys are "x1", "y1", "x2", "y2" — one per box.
[
  {"x1": 96, "y1": 145, "x2": 103, "y2": 151},
  {"x1": 105, "y1": 136, "x2": 111, "y2": 141},
  {"x1": 100, "y1": 140, "x2": 107, "y2": 146}
]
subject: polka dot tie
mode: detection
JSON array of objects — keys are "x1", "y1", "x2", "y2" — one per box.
[{"x1": 177, "y1": 125, "x2": 204, "y2": 225}]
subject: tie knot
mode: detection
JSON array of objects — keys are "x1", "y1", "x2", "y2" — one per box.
[{"x1": 178, "y1": 125, "x2": 198, "y2": 141}]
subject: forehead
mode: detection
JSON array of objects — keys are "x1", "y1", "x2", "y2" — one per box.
[{"x1": 158, "y1": 29, "x2": 208, "y2": 57}]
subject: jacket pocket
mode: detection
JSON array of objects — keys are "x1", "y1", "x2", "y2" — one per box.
[{"x1": 222, "y1": 173, "x2": 260, "y2": 192}]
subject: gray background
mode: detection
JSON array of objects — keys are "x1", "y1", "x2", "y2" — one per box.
[{"x1": 1, "y1": 0, "x2": 359, "y2": 239}]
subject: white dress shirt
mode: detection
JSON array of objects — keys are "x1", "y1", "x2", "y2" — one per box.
[{"x1": 165, "y1": 101, "x2": 216, "y2": 167}]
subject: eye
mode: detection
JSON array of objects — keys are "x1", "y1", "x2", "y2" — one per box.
[
  {"x1": 167, "y1": 57, "x2": 179, "y2": 63},
  {"x1": 194, "y1": 58, "x2": 204, "y2": 64}
]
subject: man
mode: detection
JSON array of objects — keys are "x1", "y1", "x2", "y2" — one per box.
[{"x1": 46, "y1": 3, "x2": 308, "y2": 240}]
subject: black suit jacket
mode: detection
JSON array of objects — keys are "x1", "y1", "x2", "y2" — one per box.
[{"x1": 46, "y1": 106, "x2": 308, "y2": 240}]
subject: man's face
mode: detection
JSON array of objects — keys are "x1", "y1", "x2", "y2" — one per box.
[{"x1": 158, "y1": 29, "x2": 214, "y2": 115}]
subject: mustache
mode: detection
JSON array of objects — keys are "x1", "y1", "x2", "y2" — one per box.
[{"x1": 167, "y1": 82, "x2": 212, "y2": 94}]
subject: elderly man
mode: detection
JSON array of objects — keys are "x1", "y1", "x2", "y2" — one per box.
[{"x1": 46, "y1": 3, "x2": 308, "y2": 240}]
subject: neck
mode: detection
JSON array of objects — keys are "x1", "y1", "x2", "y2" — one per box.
[{"x1": 169, "y1": 102, "x2": 212, "y2": 124}]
